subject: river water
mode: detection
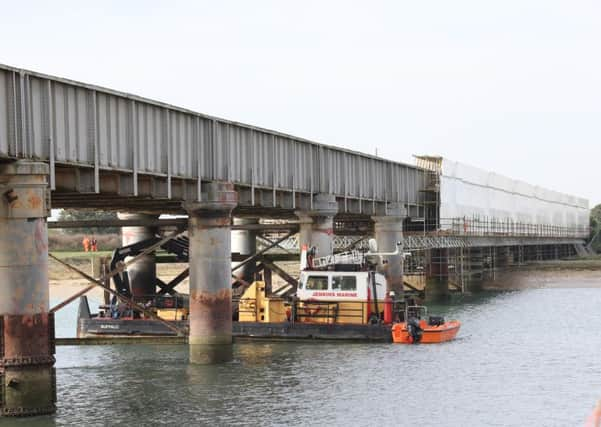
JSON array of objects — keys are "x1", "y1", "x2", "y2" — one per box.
[{"x1": 8, "y1": 275, "x2": 601, "y2": 426}]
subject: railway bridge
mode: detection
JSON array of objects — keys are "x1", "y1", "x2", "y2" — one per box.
[{"x1": 0, "y1": 64, "x2": 590, "y2": 415}]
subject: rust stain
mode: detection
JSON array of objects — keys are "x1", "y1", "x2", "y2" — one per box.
[
  {"x1": 195, "y1": 216, "x2": 232, "y2": 229},
  {"x1": 20, "y1": 315, "x2": 34, "y2": 327},
  {"x1": 190, "y1": 288, "x2": 231, "y2": 305},
  {"x1": 27, "y1": 192, "x2": 42, "y2": 209},
  {"x1": 1, "y1": 313, "x2": 52, "y2": 360},
  {"x1": 215, "y1": 217, "x2": 231, "y2": 226},
  {"x1": 189, "y1": 287, "x2": 232, "y2": 334}
]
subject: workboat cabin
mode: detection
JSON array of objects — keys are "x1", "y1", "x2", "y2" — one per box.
[
  {"x1": 295, "y1": 269, "x2": 390, "y2": 324},
  {"x1": 291, "y1": 244, "x2": 395, "y2": 325},
  {"x1": 297, "y1": 271, "x2": 386, "y2": 302}
]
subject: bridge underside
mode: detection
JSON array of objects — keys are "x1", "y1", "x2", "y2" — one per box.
[{"x1": 49, "y1": 164, "x2": 424, "y2": 218}]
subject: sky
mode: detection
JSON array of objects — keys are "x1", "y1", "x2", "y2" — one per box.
[{"x1": 1, "y1": 1, "x2": 599, "y2": 206}]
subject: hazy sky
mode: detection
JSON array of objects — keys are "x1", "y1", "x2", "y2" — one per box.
[{"x1": 2, "y1": 1, "x2": 599, "y2": 206}]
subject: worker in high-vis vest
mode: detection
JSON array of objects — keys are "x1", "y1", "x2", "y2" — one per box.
[{"x1": 82, "y1": 236, "x2": 90, "y2": 252}]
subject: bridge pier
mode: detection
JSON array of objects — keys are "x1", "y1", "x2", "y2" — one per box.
[
  {"x1": 184, "y1": 182, "x2": 237, "y2": 364},
  {"x1": 117, "y1": 212, "x2": 158, "y2": 300},
  {"x1": 231, "y1": 217, "x2": 258, "y2": 284},
  {"x1": 425, "y1": 248, "x2": 450, "y2": 300},
  {"x1": 0, "y1": 162, "x2": 55, "y2": 416},
  {"x1": 296, "y1": 193, "x2": 338, "y2": 258},
  {"x1": 372, "y1": 202, "x2": 405, "y2": 295},
  {"x1": 495, "y1": 246, "x2": 512, "y2": 268},
  {"x1": 465, "y1": 247, "x2": 485, "y2": 292}
]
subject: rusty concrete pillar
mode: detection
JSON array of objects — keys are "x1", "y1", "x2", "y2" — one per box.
[
  {"x1": 184, "y1": 182, "x2": 237, "y2": 364},
  {"x1": 117, "y1": 212, "x2": 158, "y2": 300},
  {"x1": 231, "y1": 217, "x2": 258, "y2": 284},
  {"x1": 296, "y1": 193, "x2": 338, "y2": 259},
  {"x1": 0, "y1": 161, "x2": 55, "y2": 416},
  {"x1": 372, "y1": 202, "x2": 405, "y2": 295}
]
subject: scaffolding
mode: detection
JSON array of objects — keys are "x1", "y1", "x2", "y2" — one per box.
[
  {"x1": 402, "y1": 243, "x2": 578, "y2": 297},
  {"x1": 414, "y1": 155, "x2": 442, "y2": 233}
]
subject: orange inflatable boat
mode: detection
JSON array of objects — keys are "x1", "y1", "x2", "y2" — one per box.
[{"x1": 391, "y1": 306, "x2": 460, "y2": 344}]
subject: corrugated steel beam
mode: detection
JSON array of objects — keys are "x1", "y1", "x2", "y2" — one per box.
[{"x1": 0, "y1": 64, "x2": 426, "y2": 216}]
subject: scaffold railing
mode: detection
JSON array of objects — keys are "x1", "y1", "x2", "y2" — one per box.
[
  {"x1": 257, "y1": 217, "x2": 587, "y2": 253},
  {"x1": 438, "y1": 217, "x2": 589, "y2": 239}
]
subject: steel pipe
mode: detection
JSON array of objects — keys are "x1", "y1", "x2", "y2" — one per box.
[
  {"x1": 117, "y1": 213, "x2": 158, "y2": 300},
  {"x1": 231, "y1": 218, "x2": 258, "y2": 283}
]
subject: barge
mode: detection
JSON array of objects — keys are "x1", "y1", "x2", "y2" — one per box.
[
  {"x1": 76, "y1": 240, "x2": 409, "y2": 343},
  {"x1": 77, "y1": 300, "x2": 392, "y2": 342}
]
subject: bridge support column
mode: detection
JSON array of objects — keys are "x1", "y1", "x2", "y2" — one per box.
[
  {"x1": 372, "y1": 202, "x2": 406, "y2": 295},
  {"x1": 465, "y1": 247, "x2": 484, "y2": 292},
  {"x1": 184, "y1": 182, "x2": 237, "y2": 364},
  {"x1": 117, "y1": 213, "x2": 158, "y2": 300},
  {"x1": 231, "y1": 217, "x2": 258, "y2": 284},
  {"x1": 296, "y1": 193, "x2": 338, "y2": 259},
  {"x1": 425, "y1": 248, "x2": 450, "y2": 300},
  {"x1": 0, "y1": 162, "x2": 55, "y2": 416},
  {"x1": 495, "y1": 246, "x2": 511, "y2": 268}
]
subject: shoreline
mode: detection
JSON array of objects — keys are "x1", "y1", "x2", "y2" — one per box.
[
  {"x1": 48, "y1": 257, "x2": 601, "y2": 302},
  {"x1": 480, "y1": 258, "x2": 601, "y2": 291}
]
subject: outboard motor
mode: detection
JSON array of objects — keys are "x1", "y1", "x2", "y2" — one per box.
[{"x1": 407, "y1": 317, "x2": 423, "y2": 344}]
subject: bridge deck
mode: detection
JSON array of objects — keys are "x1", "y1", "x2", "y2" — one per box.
[{"x1": 0, "y1": 64, "x2": 425, "y2": 215}]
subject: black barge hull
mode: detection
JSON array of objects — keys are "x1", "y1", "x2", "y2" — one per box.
[{"x1": 78, "y1": 318, "x2": 392, "y2": 342}]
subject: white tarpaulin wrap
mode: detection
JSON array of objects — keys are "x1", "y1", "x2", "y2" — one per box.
[{"x1": 439, "y1": 159, "x2": 589, "y2": 237}]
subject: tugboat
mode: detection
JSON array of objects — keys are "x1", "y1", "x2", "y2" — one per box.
[{"x1": 391, "y1": 305, "x2": 460, "y2": 344}]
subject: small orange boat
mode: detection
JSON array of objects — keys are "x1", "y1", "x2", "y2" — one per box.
[{"x1": 392, "y1": 306, "x2": 460, "y2": 344}]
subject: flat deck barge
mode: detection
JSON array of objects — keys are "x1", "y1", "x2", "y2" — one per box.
[{"x1": 74, "y1": 318, "x2": 392, "y2": 344}]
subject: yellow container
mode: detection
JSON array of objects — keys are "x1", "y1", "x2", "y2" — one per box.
[{"x1": 238, "y1": 281, "x2": 288, "y2": 323}]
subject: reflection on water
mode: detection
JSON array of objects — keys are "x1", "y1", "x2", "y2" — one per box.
[
  {"x1": 189, "y1": 343, "x2": 233, "y2": 365},
  {"x1": 18, "y1": 280, "x2": 601, "y2": 426}
]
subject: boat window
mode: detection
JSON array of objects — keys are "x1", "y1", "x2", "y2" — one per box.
[
  {"x1": 305, "y1": 276, "x2": 329, "y2": 291},
  {"x1": 332, "y1": 276, "x2": 357, "y2": 291}
]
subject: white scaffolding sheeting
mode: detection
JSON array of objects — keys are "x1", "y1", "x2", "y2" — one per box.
[{"x1": 439, "y1": 159, "x2": 589, "y2": 236}]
